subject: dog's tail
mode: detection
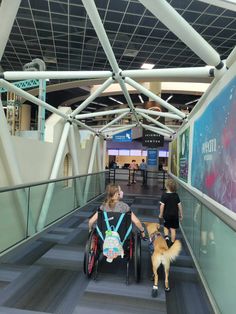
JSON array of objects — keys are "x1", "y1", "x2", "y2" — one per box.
[{"x1": 164, "y1": 240, "x2": 182, "y2": 261}]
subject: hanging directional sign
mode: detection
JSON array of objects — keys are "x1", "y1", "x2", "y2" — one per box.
[
  {"x1": 142, "y1": 129, "x2": 164, "y2": 147},
  {"x1": 112, "y1": 129, "x2": 132, "y2": 142}
]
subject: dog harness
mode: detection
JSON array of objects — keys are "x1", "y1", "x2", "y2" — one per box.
[{"x1": 148, "y1": 231, "x2": 161, "y2": 255}]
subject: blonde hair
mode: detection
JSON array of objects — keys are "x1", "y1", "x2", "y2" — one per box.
[
  {"x1": 165, "y1": 178, "x2": 177, "y2": 192},
  {"x1": 103, "y1": 184, "x2": 120, "y2": 209}
]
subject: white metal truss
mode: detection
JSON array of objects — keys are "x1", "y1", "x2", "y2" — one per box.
[
  {"x1": 68, "y1": 125, "x2": 85, "y2": 206},
  {"x1": 37, "y1": 122, "x2": 71, "y2": 231},
  {"x1": 0, "y1": 0, "x2": 231, "y2": 230}
]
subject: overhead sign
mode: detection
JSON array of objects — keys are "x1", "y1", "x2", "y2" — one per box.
[
  {"x1": 112, "y1": 129, "x2": 132, "y2": 142},
  {"x1": 147, "y1": 149, "x2": 157, "y2": 166},
  {"x1": 142, "y1": 129, "x2": 164, "y2": 147}
]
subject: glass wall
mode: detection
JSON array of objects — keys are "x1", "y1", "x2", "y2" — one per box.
[
  {"x1": 0, "y1": 171, "x2": 106, "y2": 254},
  {"x1": 178, "y1": 184, "x2": 236, "y2": 314}
]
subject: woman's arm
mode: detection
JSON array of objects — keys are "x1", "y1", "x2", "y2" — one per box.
[
  {"x1": 88, "y1": 212, "x2": 98, "y2": 231},
  {"x1": 131, "y1": 212, "x2": 145, "y2": 237}
]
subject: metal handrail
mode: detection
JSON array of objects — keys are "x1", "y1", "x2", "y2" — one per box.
[{"x1": 0, "y1": 170, "x2": 108, "y2": 193}]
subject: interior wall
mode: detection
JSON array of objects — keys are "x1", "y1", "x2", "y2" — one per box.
[{"x1": 0, "y1": 108, "x2": 103, "y2": 187}]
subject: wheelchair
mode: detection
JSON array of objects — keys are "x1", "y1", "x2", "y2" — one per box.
[{"x1": 83, "y1": 210, "x2": 141, "y2": 284}]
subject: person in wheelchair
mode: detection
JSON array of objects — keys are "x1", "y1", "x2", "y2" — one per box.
[
  {"x1": 85, "y1": 183, "x2": 145, "y2": 282},
  {"x1": 88, "y1": 183, "x2": 146, "y2": 240}
]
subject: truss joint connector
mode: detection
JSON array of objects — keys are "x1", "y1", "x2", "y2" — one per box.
[
  {"x1": 112, "y1": 72, "x2": 116, "y2": 80},
  {"x1": 67, "y1": 115, "x2": 74, "y2": 124},
  {"x1": 215, "y1": 60, "x2": 224, "y2": 70},
  {"x1": 209, "y1": 68, "x2": 214, "y2": 77},
  {"x1": 119, "y1": 71, "x2": 125, "y2": 80}
]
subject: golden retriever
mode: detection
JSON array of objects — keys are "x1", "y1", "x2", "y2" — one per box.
[{"x1": 144, "y1": 222, "x2": 181, "y2": 297}]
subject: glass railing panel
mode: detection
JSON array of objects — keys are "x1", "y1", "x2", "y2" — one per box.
[
  {"x1": 179, "y1": 185, "x2": 194, "y2": 247},
  {"x1": 177, "y1": 182, "x2": 236, "y2": 314},
  {"x1": 0, "y1": 171, "x2": 106, "y2": 253},
  {"x1": 199, "y1": 206, "x2": 236, "y2": 314},
  {"x1": 0, "y1": 189, "x2": 28, "y2": 252},
  {"x1": 192, "y1": 199, "x2": 202, "y2": 259},
  {"x1": 83, "y1": 172, "x2": 106, "y2": 203},
  {"x1": 28, "y1": 184, "x2": 47, "y2": 231},
  {"x1": 45, "y1": 178, "x2": 75, "y2": 226}
]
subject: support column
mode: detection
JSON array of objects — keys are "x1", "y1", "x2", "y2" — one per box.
[
  {"x1": 84, "y1": 135, "x2": 99, "y2": 203},
  {"x1": 68, "y1": 125, "x2": 84, "y2": 206},
  {"x1": 20, "y1": 104, "x2": 31, "y2": 131},
  {"x1": 145, "y1": 82, "x2": 162, "y2": 185},
  {"x1": 37, "y1": 121, "x2": 70, "y2": 231}
]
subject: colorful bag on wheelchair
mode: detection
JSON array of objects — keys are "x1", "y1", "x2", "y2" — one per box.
[
  {"x1": 96, "y1": 211, "x2": 132, "y2": 263},
  {"x1": 103, "y1": 230, "x2": 124, "y2": 263}
]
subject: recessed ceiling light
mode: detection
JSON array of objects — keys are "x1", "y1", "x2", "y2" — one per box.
[
  {"x1": 166, "y1": 95, "x2": 173, "y2": 102},
  {"x1": 185, "y1": 98, "x2": 200, "y2": 105},
  {"x1": 138, "y1": 95, "x2": 144, "y2": 103},
  {"x1": 123, "y1": 49, "x2": 138, "y2": 57},
  {"x1": 91, "y1": 101, "x2": 108, "y2": 107},
  {"x1": 108, "y1": 97, "x2": 124, "y2": 105},
  {"x1": 141, "y1": 63, "x2": 155, "y2": 69},
  {"x1": 87, "y1": 107, "x2": 96, "y2": 110}
]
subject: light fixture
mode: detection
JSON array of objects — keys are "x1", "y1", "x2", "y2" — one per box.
[
  {"x1": 166, "y1": 95, "x2": 173, "y2": 102},
  {"x1": 91, "y1": 101, "x2": 108, "y2": 107},
  {"x1": 185, "y1": 98, "x2": 200, "y2": 106},
  {"x1": 87, "y1": 107, "x2": 96, "y2": 110},
  {"x1": 138, "y1": 95, "x2": 144, "y2": 103},
  {"x1": 108, "y1": 97, "x2": 124, "y2": 105},
  {"x1": 141, "y1": 63, "x2": 155, "y2": 69}
]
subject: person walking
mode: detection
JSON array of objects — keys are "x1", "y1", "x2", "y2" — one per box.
[
  {"x1": 129, "y1": 160, "x2": 138, "y2": 183},
  {"x1": 159, "y1": 178, "x2": 183, "y2": 247},
  {"x1": 139, "y1": 158, "x2": 147, "y2": 185}
]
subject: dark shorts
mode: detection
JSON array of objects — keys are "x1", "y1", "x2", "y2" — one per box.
[{"x1": 164, "y1": 218, "x2": 179, "y2": 229}]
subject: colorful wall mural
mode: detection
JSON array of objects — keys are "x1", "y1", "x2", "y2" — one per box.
[
  {"x1": 170, "y1": 138, "x2": 178, "y2": 177},
  {"x1": 179, "y1": 127, "x2": 189, "y2": 182},
  {"x1": 191, "y1": 77, "x2": 236, "y2": 213}
]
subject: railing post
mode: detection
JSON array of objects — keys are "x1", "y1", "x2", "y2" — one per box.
[
  {"x1": 127, "y1": 169, "x2": 131, "y2": 186},
  {"x1": 162, "y1": 170, "x2": 166, "y2": 190},
  {"x1": 113, "y1": 168, "x2": 116, "y2": 183}
]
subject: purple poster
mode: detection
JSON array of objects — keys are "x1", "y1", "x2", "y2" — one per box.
[{"x1": 191, "y1": 77, "x2": 236, "y2": 213}]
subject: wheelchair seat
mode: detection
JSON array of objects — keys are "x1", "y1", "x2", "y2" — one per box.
[{"x1": 84, "y1": 209, "x2": 141, "y2": 284}]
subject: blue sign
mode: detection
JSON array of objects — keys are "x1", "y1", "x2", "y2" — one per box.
[
  {"x1": 147, "y1": 149, "x2": 157, "y2": 166},
  {"x1": 112, "y1": 129, "x2": 132, "y2": 142}
]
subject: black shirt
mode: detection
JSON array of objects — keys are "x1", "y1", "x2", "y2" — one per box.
[{"x1": 160, "y1": 192, "x2": 180, "y2": 219}]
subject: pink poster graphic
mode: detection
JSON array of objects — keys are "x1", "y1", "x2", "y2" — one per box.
[{"x1": 191, "y1": 78, "x2": 236, "y2": 213}]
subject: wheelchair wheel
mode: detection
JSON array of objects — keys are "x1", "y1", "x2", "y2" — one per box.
[
  {"x1": 134, "y1": 231, "x2": 141, "y2": 283},
  {"x1": 83, "y1": 230, "x2": 98, "y2": 278}
]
